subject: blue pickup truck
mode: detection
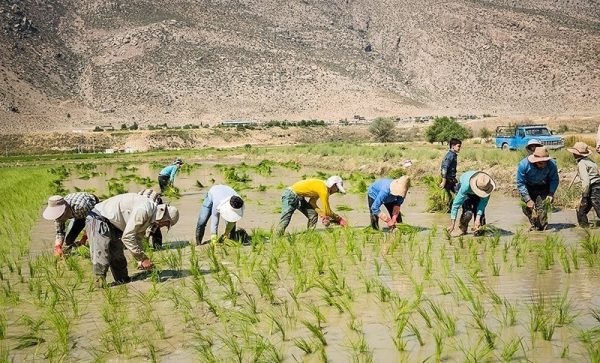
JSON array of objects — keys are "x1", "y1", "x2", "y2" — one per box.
[{"x1": 495, "y1": 124, "x2": 564, "y2": 151}]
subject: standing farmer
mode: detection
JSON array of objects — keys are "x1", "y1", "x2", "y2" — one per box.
[
  {"x1": 195, "y1": 184, "x2": 245, "y2": 245},
  {"x1": 367, "y1": 176, "x2": 410, "y2": 230},
  {"x1": 43, "y1": 192, "x2": 99, "y2": 256},
  {"x1": 86, "y1": 193, "x2": 179, "y2": 286},
  {"x1": 158, "y1": 159, "x2": 183, "y2": 192},
  {"x1": 516, "y1": 146, "x2": 559, "y2": 231},
  {"x1": 568, "y1": 142, "x2": 600, "y2": 227},
  {"x1": 439, "y1": 138, "x2": 462, "y2": 212},
  {"x1": 447, "y1": 171, "x2": 496, "y2": 236},
  {"x1": 276, "y1": 176, "x2": 348, "y2": 235}
]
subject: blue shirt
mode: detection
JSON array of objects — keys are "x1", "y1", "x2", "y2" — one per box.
[
  {"x1": 159, "y1": 164, "x2": 179, "y2": 182},
  {"x1": 441, "y1": 150, "x2": 458, "y2": 179},
  {"x1": 450, "y1": 171, "x2": 490, "y2": 220},
  {"x1": 367, "y1": 179, "x2": 405, "y2": 215},
  {"x1": 516, "y1": 157, "x2": 559, "y2": 201}
]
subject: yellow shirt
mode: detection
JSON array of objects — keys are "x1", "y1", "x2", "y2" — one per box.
[{"x1": 290, "y1": 179, "x2": 339, "y2": 219}]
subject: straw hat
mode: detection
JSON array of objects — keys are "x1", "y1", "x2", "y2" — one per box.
[
  {"x1": 42, "y1": 195, "x2": 67, "y2": 220},
  {"x1": 567, "y1": 142, "x2": 591, "y2": 157},
  {"x1": 527, "y1": 146, "x2": 552, "y2": 163},
  {"x1": 469, "y1": 172, "x2": 496, "y2": 198},
  {"x1": 218, "y1": 195, "x2": 244, "y2": 222},
  {"x1": 390, "y1": 176, "x2": 411, "y2": 198}
]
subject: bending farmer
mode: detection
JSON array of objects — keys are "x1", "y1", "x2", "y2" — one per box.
[
  {"x1": 447, "y1": 171, "x2": 495, "y2": 236},
  {"x1": 43, "y1": 192, "x2": 99, "y2": 256},
  {"x1": 516, "y1": 146, "x2": 559, "y2": 231},
  {"x1": 158, "y1": 158, "x2": 183, "y2": 192},
  {"x1": 367, "y1": 176, "x2": 410, "y2": 230},
  {"x1": 567, "y1": 142, "x2": 600, "y2": 227},
  {"x1": 276, "y1": 176, "x2": 347, "y2": 235},
  {"x1": 86, "y1": 193, "x2": 179, "y2": 287},
  {"x1": 195, "y1": 184, "x2": 244, "y2": 245}
]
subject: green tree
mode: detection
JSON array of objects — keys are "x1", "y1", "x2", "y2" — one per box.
[
  {"x1": 426, "y1": 116, "x2": 471, "y2": 144},
  {"x1": 479, "y1": 127, "x2": 492, "y2": 141},
  {"x1": 121, "y1": 123, "x2": 128, "y2": 130},
  {"x1": 368, "y1": 117, "x2": 396, "y2": 143},
  {"x1": 129, "y1": 122, "x2": 139, "y2": 130}
]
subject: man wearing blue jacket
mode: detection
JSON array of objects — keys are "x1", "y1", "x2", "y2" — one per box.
[
  {"x1": 516, "y1": 146, "x2": 559, "y2": 231},
  {"x1": 367, "y1": 176, "x2": 410, "y2": 230},
  {"x1": 447, "y1": 171, "x2": 495, "y2": 236},
  {"x1": 158, "y1": 158, "x2": 183, "y2": 192}
]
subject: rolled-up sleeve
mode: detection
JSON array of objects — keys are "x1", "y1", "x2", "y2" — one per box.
[
  {"x1": 370, "y1": 190, "x2": 388, "y2": 215},
  {"x1": 476, "y1": 197, "x2": 490, "y2": 216},
  {"x1": 450, "y1": 184, "x2": 468, "y2": 220}
]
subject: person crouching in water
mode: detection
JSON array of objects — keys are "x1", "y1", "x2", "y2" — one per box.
[
  {"x1": 367, "y1": 176, "x2": 410, "y2": 230},
  {"x1": 568, "y1": 142, "x2": 600, "y2": 228},
  {"x1": 447, "y1": 171, "x2": 496, "y2": 236},
  {"x1": 516, "y1": 146, "x2": 559, "y2": 231},
  {"x1": 276, "y1": 176, "x2": 348, "y2": 235},
  {"x1": 86, "y1": 193, "x2": 179, "y2": 287},
  {"x1": 195, "y1": 184, "x2": 244, "y2": 245}
]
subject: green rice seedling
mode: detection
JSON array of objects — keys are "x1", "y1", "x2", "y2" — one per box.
[
  {"x1": 586, "y1": 340, "x2": 600, "y2": 362},
  {"x1": 500, "y1": 337, "x2": 523, "y2": 362},
  {"x1": 0, "y1": 312, "x2": 5, "y2": 339},
  {"x1": 581, "y1": 229, "x2": 600, "y2": 255},
  {"x1": 348, "y1": 318, "x2": 363, "y2": 333},
  {"x1": 502, "y1": 299, "x2": 517, "y2": 327},
  {"x1": 458, "y1": 337, "x2": 493, "y2": 363},
  {"x1": 307, "y1": 303, "x2": 327, "y2": 329},
  {"x1": 436, "y1": 279, "x2": 452, "y2": 295},
  {"x1": 65, "y1": 256, "x2": 85, "y2": 282},
  {"x1": 266, "y1": 312, "x2": 286, "y2": 340},
  {"x1": 303, "y1": 320, "x2": 327, "y2": 346},
  {"x1": 555, "y1": 292, "x2": 578, "y2": 326},
  {"x1": 46, "y1": 307, "x2": 70, "y2": 357},
  {"x1": 591, "y1": 308, "x2": 600, "y2": 324},
  {"x1": 350, "y1": 334, "x2": 373, "y2": 361},
  {"x1": 153, "y1": 314, "x2": 166, "y2": 339},
  {"x1": 407, "y1": 321, "x2": 424, "y2": 346},
  {"x1": 472, "y1": 312, "x2": 496, "y2": 349},
  {"x1": 559, "y1": 246, "x2": 571, "y2": 273},
  {"x1": 337, "y1": 204, "x2": 353, "y2": 211},
  {"x1": 570, "y1": 246, "x2": 579, "y2": 270},
  {"x1": 561, "y1": 345, "x2": 569, "y2": 359},
  {"x1": 434, "y1": 330, "x2": 444, "y2": 362},
  {"x1": 254, "y1": 268, "x2": 276, "y2": 304},
  {"x1": 294, "y1": 338, "x2": 315, "y2": 354},
  {"x1": 454, "y1": 275, "x2": 473, "y2": 302},
  {"x1": 541, "y1": 319, "x2": 556, "y2": 341},
  {"x1": 377, "y1": 283, "x2": 393, "y2": 303},
  {"x1": 488, "y1": 256, "x2": 501, "y2": 276},
  {"x1": 163, "y1": 185, "x2": 181, "y2": 198},
  {"x1": 107, "y1": 179, "x2": 127, "y2": 196},
  {"x1": 417, "y1": 306, "x2": 433, "y2": 328},
  {"x1": 219, "y1": 333, "x2": 244, "y2": 362},
  {"x1": 423, "y1": 175, "x2": 449, "y2": 212}
]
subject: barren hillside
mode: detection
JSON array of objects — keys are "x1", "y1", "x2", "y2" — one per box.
[{"x1": 1, "y1": 0, "x2": 599, "y2": 132}]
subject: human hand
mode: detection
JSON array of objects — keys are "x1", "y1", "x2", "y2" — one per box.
[
  {"x1": 338, "y1": 217, "x2": 348, "y2": 227},
  {"x1": 526, "y1": 200, "x2": 535, "y2": 209},
  {"x1": 446, "y1": 222, "x2": 455, "y2": 233},
  {"x1": 53, "y1": 244, "x2": 64, "y2": 257},
  {"x1": 210, "y1": 234, "x2": 219, "y2": 245},
  {"x1": 138, "y1": 258, "x2": 154, "y2": 270},
  {"x1": 321, "y1": 216, "x2": 331, "y2": 226},
  {"x1": 386, "y1": 215, "x2": 398, "y2": 228},
  {"x1": 545, "y1": 195, "x2": 554, "y2": 204}
]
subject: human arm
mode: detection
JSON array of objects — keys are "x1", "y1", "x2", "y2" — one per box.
[
  {"x1": 169, "y1": 166, "x2": 178, "y2": 183},
  {"x1": 121, "y1": 208, "x2": 151, "y2": 261},
  {"x1": 516, "y1": 160, "x2": 531, "y2": 202},
  {"x1": 548, "y1": 160, "x2": 560, "y2": 196},
  {"x1": 578, "y1": 161, "x2": 591, "y2": 197}
]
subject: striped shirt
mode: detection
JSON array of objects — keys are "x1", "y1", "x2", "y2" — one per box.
[{"x1": 55, "y1": 192, "x2": 98, "y2": 241}]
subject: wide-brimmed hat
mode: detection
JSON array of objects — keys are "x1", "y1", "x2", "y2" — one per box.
[
  {"x1": 527, "y1": 146, "x2": 552, "y2": 163},
  {"x1": 326, "y1": 176, "x2": 346, "y2": 194},
  {"x1": 526, "y1": 139, "x2": 543, "y2": 151},
  {"x1": 469, "y1": 172, "x2": 496, "y2": 198},
  {"x1": 567, "y1": 142, "x2": 592, "y2": 157},
  {"x1": 156, "y1": 204, "x2": 179, "y2": 228},
  {"x1": 218, "y1": 196, "x2": 244, "y2": 222},
  {"x1": 390, "y1": 176, "x2": 411, "y2": 198},
  {"x1": 42, "y1": 195, "x2": 67, "y2": 220}
]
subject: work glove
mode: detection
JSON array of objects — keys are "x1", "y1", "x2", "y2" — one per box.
[
  {"x1": 338, "y1": 217, "x2": 348, "y2": 227},
  {"x1": 138, "y1": 258, "x2": 154, "y2": 270},
  {"x1": 210, "y1": 234, "x2": 219, "y2": 245}
]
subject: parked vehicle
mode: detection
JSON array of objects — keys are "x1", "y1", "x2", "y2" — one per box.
[{"x1": 495, "y1": 124, "x2": 564, "y2": 150}]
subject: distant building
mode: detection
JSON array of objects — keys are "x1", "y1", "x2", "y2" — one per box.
[
  {"x1": 220, "y1": 120, "x2": 258, "y2": 127},
  {"x1": 105, "y1": 149, "x2": 114, "y2": 154}
]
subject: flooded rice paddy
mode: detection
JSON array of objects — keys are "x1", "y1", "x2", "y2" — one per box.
[{"x1": 7, "y1": 158, "x2": 600, "y2": 361}]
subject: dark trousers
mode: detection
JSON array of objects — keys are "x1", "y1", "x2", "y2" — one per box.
[
  {"x1": 443, "y1": 177, "x2": 458, "y2": 212},
  {"x1": 521, "y1": 184, "x2": 550, "y2": 231},
  {"x1": 368, "y1": 196, "x2": 402, "y2": 230},
  {"x1": 576, "y1": 183, "x2": 600, "y2": 227},
  {"x1": 86, "y1": 212, "x2": 130, "y2": 283},
  {"x1": 458, "y1": 194, "x2": 486, "y2": 234},
  {"x1": 158, "y1": 175, "x2": 170, "y2": 192},
  {"x1": 65, "y1": 218, "x2": 86, "y2": 248}
]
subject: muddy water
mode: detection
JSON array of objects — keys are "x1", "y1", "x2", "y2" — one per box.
[{"x1": 23, "y1": 159, "x2": 600, "y2": 362}]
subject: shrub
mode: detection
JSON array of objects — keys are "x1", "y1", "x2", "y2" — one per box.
[
  {"x1": 557, "y1": 124, "x2": 569, "y2": 134},
  {"x1": 368, "y1": 117, "x2": 396, "y2": 143},
  {"x1": 479, "y1": 128, "x2": 492, "y2": 141},
  {"x1": 93, "y1": 126, "x2": 104, "y2": 132},
  {"x1": 426, "y1": 117, "x2": 471, "y2": 144}
]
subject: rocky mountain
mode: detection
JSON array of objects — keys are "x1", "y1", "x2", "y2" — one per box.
[{"x1": 1, "y1": 0, "x2": 599, "y2": 132}]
